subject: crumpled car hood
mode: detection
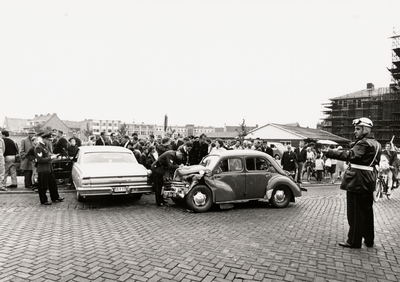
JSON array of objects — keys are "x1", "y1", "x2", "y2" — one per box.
[{"x1": 175, "y1": 165, "x2": 205, "y2": 177}]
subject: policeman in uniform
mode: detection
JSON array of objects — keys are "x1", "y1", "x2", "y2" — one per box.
[
  {"x1": 34, "y1": 136, "x2": 65, "y2": 205},
  {"x1": 323, "y1": 117, "x2": 381, "y2": 248},
  {"x1": 151, "y1": 150, "x2": 184, "y2": 206}
]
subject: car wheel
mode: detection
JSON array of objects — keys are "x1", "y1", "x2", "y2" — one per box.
[
  {"x1": 274, "y1": 154, "x2": 280, "y2": 160},
  {"x1": 269, "y1": 186, "x2": 291, "y2": 208},
  {"x1": 76, "y1": 192, "x2": 86, "y2": 202},
  {"x1": 186, "y1": 185, "x2": 213, "y2": 213},
  {"x1": 131, "y1": 193, "x2": 143, "y2": 200}
]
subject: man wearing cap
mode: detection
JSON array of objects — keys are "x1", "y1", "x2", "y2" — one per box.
[
  {"x1": 323, "y1": 117, "x2": 381, "y2": 249},
  {"x1": 19, "y1": 129, "x2": 36, "y2": 188},
  {"x1": 35, "y1": 136, "x2": 64, "y2": 205},
  {"x1": 151, "y1": 150, "x2": 184, "y2": 206},
  {"x1": 156, "y1": 137, "x2": 172, "y2": 156}
]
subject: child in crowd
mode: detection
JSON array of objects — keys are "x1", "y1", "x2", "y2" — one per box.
[{"x1": 315, "y1": 155, "x2": 324, "y2": 183}]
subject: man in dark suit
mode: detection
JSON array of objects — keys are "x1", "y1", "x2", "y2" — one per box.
[
  {"x1": 171, "y1": 135, "x2": 184, "y2": 151},
  {"x1": 54, "y1": 130, "x2": 69, "y2": 157},
  {"x1": 96, "y1": 132, "x2": 108, "y2": 146},
  {"x1": 189, "y1": 133, "x2": 209, "y2": 165},
  {"x1": 294, "y1": 141, "x2": 307, "y2": 183},
  {"x1": 121, "y1": 135, "x2": 131, "y2": 148},
  {"x1": 281, "y1": 145, "x2": 298, "y2": 179}
]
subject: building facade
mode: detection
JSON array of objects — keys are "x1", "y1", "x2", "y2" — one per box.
[{"x1": 321, "y1": 84, "x2": 400, "y2": 145}]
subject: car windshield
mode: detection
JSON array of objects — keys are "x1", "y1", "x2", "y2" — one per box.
[
  {"x1": 200, "y1": 155, "x2": 220, "y2": 169},
  {"x1": 83, "y1": 152, "x2": 137, "y2": 164}
]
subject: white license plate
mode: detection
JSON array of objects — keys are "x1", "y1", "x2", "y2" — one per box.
[{"x1": 114, "y1": 187, "x2": 127, "y2": 193}]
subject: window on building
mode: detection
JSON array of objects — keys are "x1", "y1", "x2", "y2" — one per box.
[
  {"x1": 343, "y1": 101, "x2": 347, "y2": 107},
  {"x1": 358, "y1": 100, "x2": 362, "y2": 107},
  {"x1": 338, "y1": 101, "x2": 342, "y2": 105},
  {"x1": 281, "y1": 141, "x2": 291, "y2": 146}
]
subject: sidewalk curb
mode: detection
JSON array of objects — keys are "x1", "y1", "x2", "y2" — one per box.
[{"x1": 0, "y1": 188, "x2": 76, "y2": 194}]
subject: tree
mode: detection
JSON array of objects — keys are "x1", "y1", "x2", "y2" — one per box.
[
  {"x1": 236, "y1": 119, "x2": 249, "y2": 145},
  {"x1": 30, "y1": 123, "x2": 52, "y2": 134},
  {"x1": 82, "y1": 123, "x2": 93, "y2": 139},
  {"x1": 118, "y1": 123, "x2": 128, "y2": 137}
]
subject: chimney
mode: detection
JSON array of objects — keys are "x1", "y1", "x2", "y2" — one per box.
[{"x1": 367, "y1": 83, "x2": 374, "y2": 90}]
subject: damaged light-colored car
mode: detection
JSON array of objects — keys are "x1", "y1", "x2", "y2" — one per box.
[{"x1": 163, "y1": 150, "x2": 305, "y2": 213}]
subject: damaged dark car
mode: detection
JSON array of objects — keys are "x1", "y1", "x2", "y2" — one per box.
[{"x1": 163, "y1": 150, "x2": 305, "y2": 213}]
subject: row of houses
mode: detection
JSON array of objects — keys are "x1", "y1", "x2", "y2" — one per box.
[
  {"x1": 2, "y1": 113, "x2": 351, "y2": 148},
  {"x1": 1, "y1": 114, "x2": 257, "y2": 140}
]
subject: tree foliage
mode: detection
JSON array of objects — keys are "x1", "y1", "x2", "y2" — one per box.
[
  {"x1": 118, "y1": 123, "x2": 128, "y2": 137},
  {"x1": 236, "y1": 119, "x2": 249, "y2": 144},
  {"x1": 82, "y1": 123, "x2": 93, "y2": 138}
]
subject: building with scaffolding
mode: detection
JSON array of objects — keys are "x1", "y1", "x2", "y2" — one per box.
[{"x1": 321, "y1": 28, "x2": 400, "y2": 145}]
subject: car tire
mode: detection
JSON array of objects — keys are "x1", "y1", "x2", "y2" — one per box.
[
  {"x1": 131, "y1": 193, "x2": 143, "y2": 200},
  {"x1": 186, "y1": 185, "x2": 213, "y2": 213},
  {"x1": 269, "y1": 186, "x2": 291, "y2": 208},
  {"x1": 171, "y1": 197, "x2": 185, "y2": 206},
  {"x1": 274, "y1": 154, "x2": 280, "y2": 160},
  {"x1": 76, "y1": 192, "x2": 86, "y2": 202}
]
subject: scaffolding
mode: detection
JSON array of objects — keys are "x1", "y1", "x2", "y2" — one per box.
[{"x1": 321, "y1": 27, "x2": 400, "y2": 145}]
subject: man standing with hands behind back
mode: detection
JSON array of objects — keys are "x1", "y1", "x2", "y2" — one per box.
[{"x1": 323, "y1": 117, "x2": 381, "y2": 249}]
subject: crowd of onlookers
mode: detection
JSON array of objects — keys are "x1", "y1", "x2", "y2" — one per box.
[{"x1": 1, "y1": 128, "x2": 399, "y2": 194}]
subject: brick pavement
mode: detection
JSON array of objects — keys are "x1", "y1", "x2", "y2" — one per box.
[{"x1": 0, "y1": 185, "x2": 399, "y2": 281}]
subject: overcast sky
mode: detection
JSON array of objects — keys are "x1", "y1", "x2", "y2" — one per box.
[{"x1": 1, "y1": 0, "x2": 399, "y2": 129}]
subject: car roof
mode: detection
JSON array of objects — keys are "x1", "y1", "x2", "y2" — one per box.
[
  {"x1": 208, "y1": 150, "x2": 270, "y2": 158},
  {"x1": 77, "y1": 146, "x2": 132, "y2": 154}
]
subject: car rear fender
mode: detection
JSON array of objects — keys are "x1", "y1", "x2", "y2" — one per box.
[{"x1": 265, "y1": 175, "x2": 301, "y2": 201}]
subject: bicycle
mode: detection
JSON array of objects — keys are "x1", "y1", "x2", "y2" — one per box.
[{"x1": 373, "y1": 174, "x2": 390, "y2": 202}]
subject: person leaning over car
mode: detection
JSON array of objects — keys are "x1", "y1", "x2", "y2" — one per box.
[
  {"x1": 323, "y1": 117, "x2": 381, "y2": 249},
  {"x1": 151, "y1": 150, "x2": 184, "y2": 206}
]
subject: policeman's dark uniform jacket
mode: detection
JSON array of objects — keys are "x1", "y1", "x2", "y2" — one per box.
[
  {"x1": 189, "y1": 140, "x2": 208, "y2": 165},
  {"x1": 325, "y1": 128, "x2": 381, "y2": 248},
  {"x1": 34, "y1": 141, "x2": 62, "y2": 204},
  {"x1": 151, "y1": 150, "x2": 181, "y2": 206}
]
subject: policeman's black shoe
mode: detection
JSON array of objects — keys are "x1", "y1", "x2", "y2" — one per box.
[
  {"x1": 338, "y1": 242, "x2": 361, "y2": 249},
  {"x1": 42, "y1": 202, "x2": 52, "y2": 205},
  {"x1": 7, "y1": 185, "x2": 17, "y2": 188},
  {"x1": 364, "y1": 242, "x2": 374, "y2": 248},
  {"x1": 54, "y1": 198, "x2": 65, "y2": 202}
]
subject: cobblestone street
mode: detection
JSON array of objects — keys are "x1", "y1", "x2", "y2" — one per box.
[{"x1": 0, "y1": 185, "x2": 399, "y2": 281}]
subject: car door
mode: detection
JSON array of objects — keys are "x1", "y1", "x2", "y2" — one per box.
[
  {"x1": 214, "y1": 157, "x2": 246, "y2": 202},
  {"x1": 245, "y1": 157, "x2": 273, "y2": 199}
]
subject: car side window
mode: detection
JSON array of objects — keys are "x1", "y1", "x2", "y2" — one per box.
[
  {"x1": 217, "y1": 158, "x2": 243, "y2": 173},
  {"x1": 246, "y1": 157, "x2": 270, "y2": 171}
]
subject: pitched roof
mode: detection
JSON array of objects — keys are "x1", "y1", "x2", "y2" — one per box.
[
  {"x1": 330, "y1": 87, "x2": 390, "y2": 100},
  {"x1": 247, "y1": 123, "x2": 349, "y2": 143},
  {"x1": 271, "y1": 123, "x2": 349, "y2": 142},
  {"x1": 2, "y1": 117, "x2": 30, "y2": 131}
]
